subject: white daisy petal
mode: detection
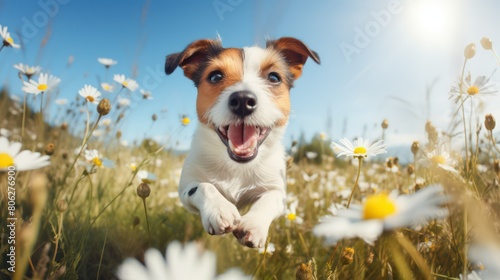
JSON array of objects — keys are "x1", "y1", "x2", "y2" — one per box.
[
  {"x1": 116, "y1": 258, "x2": 151, "y2": 280},
  {"x1": 314, "y1": 185, "x2": 448, "y2": 245}
]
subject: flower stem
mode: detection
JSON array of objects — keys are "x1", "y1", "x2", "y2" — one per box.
[
  {"x1": 82, "y1": 101, "x2": 90, "y2": 147},
  {"x1": 21, "y1": 92, "x2": 27, "y2": 139},
  {"x1": 51, "y1": 212, "x2": 64, "y2": 265},
  {"x1": 463, "y1": 205, "x2": 468, "y2": 279},
  {"x1": 58, "y1": 115, "x2": 102, "y2": 199},
  {"x1": 489, "y1": 130, "x2": 500, "y2": 154},
  {"x1": 39, "y1": 92, "x2": 45, "y2": 142},
  {"x1": 142, "y1": 198, "x2": 152, "y2": 244},
  {"x1": 458, "y1": 59, "x2": 469, "y2": 175},
  {"x1": 347, "y1": 157, "x2": 363, "y2": 208},
  {"x1": 96, "y1": 227, "x2": 108, "y2": 280},
  {"x1": 492, "y1": 49, "x2": 500, "y2": 65}
]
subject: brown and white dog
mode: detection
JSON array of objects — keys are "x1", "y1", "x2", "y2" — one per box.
[{"x1": 165, "y1": 37, "x2": 320, "y2": 248}]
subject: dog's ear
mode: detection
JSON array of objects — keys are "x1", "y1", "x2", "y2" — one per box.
[
  {"x1": 266, "y1": 37, "x2": 320, "y2": 80},
  {"x1": 165, "y1": 39, "x2": 223, "y2": 80}
]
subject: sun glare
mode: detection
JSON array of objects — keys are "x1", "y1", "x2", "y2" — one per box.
[{"x1": 409, "y1": 0, "x2": 456, "y2": 43}]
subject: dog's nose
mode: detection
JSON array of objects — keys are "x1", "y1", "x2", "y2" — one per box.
[{"x1": 228, "y1": 91, "x2": 257, "y2": 117}]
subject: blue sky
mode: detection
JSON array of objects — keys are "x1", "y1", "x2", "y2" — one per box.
[{"x1": 1, "y1": 0, "x2": 500, "y2": 153}]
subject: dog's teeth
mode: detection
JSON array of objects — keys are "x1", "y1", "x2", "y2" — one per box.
[{"x1": 229, "y1": 140, "x2": 235, "y2": 152}]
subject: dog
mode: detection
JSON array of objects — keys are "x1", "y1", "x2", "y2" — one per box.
[{"x1": 165, "y1": 37, "x2": 320, "y2": 248}]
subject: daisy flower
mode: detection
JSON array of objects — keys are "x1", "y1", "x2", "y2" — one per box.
[
  {"x1": 450, "y1": 72, "x2": 497, "y2": 102},
  {"x1": 22, "y1": 73, "x2": 61, "y2": 95},
  {"x1": 129, "y1": 162, "x2": 138, "y2": 171},
  {"x1": 258, "y1": 243, "x2": 276, "y2": 255},
  {"x1": 313, "y1": 185, "x2": 448, "y2": 245},
  {"x1": 101, "y1": 82, "x2": 114, "y2": 93},
  {"x1": 117, "y1": 241, "x2": 250, "y2": 280},
  {"x1": 0, "y1": 25, "x2": 20, "y2": 49},
  {"x1": 181, "y1": 115, "x2": 191, "y2": 126},
  {"x1": 55, "y1": 99, "x2": 68, "y2": 106},
  {"x1": 285, "y1": 201, "x2": 303, "y2": 225},
  {"x1": 425, "y1": 149, "x2": 458, "y2": 174},
  {"x1": 137, "y1": 170, "x2": 157, "y2": 184},
  {"x1": 118, "y1": 98, "x2": 131, "y2": 107},
  {"x1": 469, "y1": 244, "x2": 500, "y2": 280},
  {"x1": 97, "y1": 58, "x2": 117, "y2": 68},
  {"x1": 305, "y1": 151, "x2": 318, "y2": 159},
  {"x1": 79, "y1": 85, "x2": 101, "y2": 104},
  {"x1": 113, "y1": 74, "x2": 139, "y2": 92},
  {"x1": 100, "y1": 118, "x2": 112, "y2": 127},
  {"x1": 0, "y1": 137, "x2": 50, "y2": 171},
  {"x1": 0, "y1": 128, "x2": 12, "y2": 137},
  {"x1": 13, "y1": 63, "x2": 41, "y2": 79},
  {"x1": 302, "y1": 171, "x2": 319, "y2": 182},
  {"x1": 83, "y1": 149, "x2": 113, "y2": 168},
  {"x1": 140, "y1": 89, "x2": 153, "y2": 99},
  {"x1": 332, "y1": 138, "x2": 387, "y2": 158}
]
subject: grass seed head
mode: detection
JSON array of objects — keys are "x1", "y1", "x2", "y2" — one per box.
[
  {"x1": 97, "y1": 98, "x2": 111, "y2": 116},
  {"x1": 381, "y1": 119, "x2": 389, "y2": 129},
  {"x1": 411, "y1": 141, "x2": 420, "y2": 156},
  {"x1": 137, "y1": 182, "x2": 151, "y2": 198},
  {"x1": 133, "y1": 216, "x2": 140, "y2": 227},
  {"x1": 464, "y1": 43, "x2": 476, "y2": 59},
  {"x1": 485, "y1": 114, "x2": 496, "y2": 131},
  {"x1": 295, "y1": 260, "x2": 314, "y2": 280},
  {"x1": 57, "y1": 200, "x2": 68, "y2": 213},
  {"x1": 45, "y1": 143, "x2": 55, "y2": 155},
  {"x1": 365, "y1": 251, "x2": 374, "y2": 265},
  {"x1": 481, "y1": 37, "x2": 493, "y2": 50},
  {"x1": 407, "y1": 164, "x2": 414, "y2": 176},
  {"x1": 341, "y1": 247, "x2": 355, "y2": 265}
]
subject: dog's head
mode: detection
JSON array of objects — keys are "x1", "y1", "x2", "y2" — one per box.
[{"x1": 165, "y1": 37, "x2": 320, "y2": 163}]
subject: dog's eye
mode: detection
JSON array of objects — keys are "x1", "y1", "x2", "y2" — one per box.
[
  {"x1": 208, "y1": 71, "x2": 223, "y2": 83},
  {"x1": 268, "y1": 72, "x2": 281, "y2": 84}
]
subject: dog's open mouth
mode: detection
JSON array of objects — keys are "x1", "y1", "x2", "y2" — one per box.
[{"x1": 216, "y1": 123, "x2": 272, "y2": 163}]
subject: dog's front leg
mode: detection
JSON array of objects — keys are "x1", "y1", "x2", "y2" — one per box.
[
  {"x1": 233, "y1": 190, "x2": 285, "y2": 248},
  {"x1": 180, "y1": 182, "x2": 241, "y2": 235}
]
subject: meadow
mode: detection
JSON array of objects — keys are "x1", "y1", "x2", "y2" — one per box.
[{"x1": 1, "y1": 24, "x2": 500, "y2": 280}]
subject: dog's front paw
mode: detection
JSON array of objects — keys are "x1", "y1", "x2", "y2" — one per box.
[
  {"x1": 233, "y1": 214, "x2": 269, "y2": 248},
  {"x1": 200, "y1": 200, "x2": 241, "y2": 235}
]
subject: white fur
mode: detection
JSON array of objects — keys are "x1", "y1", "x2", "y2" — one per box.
[
  {"x1": 207, "y1": 47, "x2": 284, "y2": 127},
  {"x1": 178, "y1": 46, "x2": 288, "y2": 248}
]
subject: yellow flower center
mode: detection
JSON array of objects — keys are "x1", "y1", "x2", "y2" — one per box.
[
  {"x1": 130, "y1": 164, "x2": 137, "y2": 171},
  {"x1": 6, "y1": 37, "x2": 13, "y2": 44},
  {"x1": 431, "y1": 155, "x2": 446, "y2": 164},
  {"x1": 363, "y1": 193, "x2": 397, "y2": 220},
  {"x1": 467, "y1": 85, "x2": 479, "y2": 95},
  {"x1": 86, "y1": 96, "x2": 95, "y2": 102},
  {"x1": 181, "y1": 117, "x2": 190, "y2": 126},
  {"x1": 287, "y1": 213, "x2": 296, "y2": 221},
  {"x1": 122, "y1": 81, "x2": 129, "y2": 87},
  {"x1": 0, "y1": 153, "x2": 14, "y2": 168},
  {"x1": 93, "y1": 157, "x2": 103, "y2": 167},
  {"x1": 104, "y1": 85, "x2": 110, "y2": 91},
  {"x1": 353, "y1": 146, "x2": 367, "y2": 155},
  {"x1": 37, "y1": 84, "x2": 48, "y2": 91}
]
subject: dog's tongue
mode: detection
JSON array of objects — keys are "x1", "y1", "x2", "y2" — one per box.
[{"x1": 228, "y1": 124, "x2": 258, "y2": 156}]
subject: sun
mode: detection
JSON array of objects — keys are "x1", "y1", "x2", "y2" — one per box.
[{"x1": 409, "y1": 0, "x2": 456, "y2": 43}]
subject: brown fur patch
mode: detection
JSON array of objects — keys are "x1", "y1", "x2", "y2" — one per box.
[
  {"x1": 196, "y1": 48, "x2": 243, "y2": 124},
  {"x1": 266, "y1": 37, "x2": 320, "y2": 80},
  {"x1": 259, "y1": 51, "x2": 291, "y2": 127}
]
